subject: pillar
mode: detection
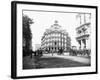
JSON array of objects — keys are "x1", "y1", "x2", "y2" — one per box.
[
  {"x1": 82, "y1": 39, "x2": 86, "y2": 49},
  {"x1": 78, "y1": 40, "x2": 81, "y2": 49}
]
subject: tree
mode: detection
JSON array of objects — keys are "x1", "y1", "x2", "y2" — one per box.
[{"x1": 23, "y1": 15, "x2": 33, "y2": 56}]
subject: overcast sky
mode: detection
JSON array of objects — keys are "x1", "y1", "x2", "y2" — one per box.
[{"x1": 23, "y1": 10, "x2": 85, "y2": 50}]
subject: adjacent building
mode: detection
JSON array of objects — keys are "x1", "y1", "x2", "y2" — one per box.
[
  {"x1": 76, "y1": 13, "x2": 91, "y2": 50},
  {"x1": 41, "y1": 21, "x2": 71, "y2": 53}
]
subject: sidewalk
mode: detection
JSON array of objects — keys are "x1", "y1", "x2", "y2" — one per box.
[{"x1": 42, "y1": 53, "x2": 91, "y2": 64}]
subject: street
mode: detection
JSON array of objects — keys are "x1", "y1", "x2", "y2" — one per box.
[{"x1": 23, "y1": 53, "x2": 91, "y2": 69}]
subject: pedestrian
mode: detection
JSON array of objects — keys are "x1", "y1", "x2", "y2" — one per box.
[{"x1": 30, "y1": 50, "x2": 34, "y2": 58}]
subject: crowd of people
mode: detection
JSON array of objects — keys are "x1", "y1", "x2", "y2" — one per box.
[
  {"x1": 23, "y1": 48, "x2": 91, "y2": 59},
  {"x1": 69, "y1": 49, "x2": 91, "y2": 56}
]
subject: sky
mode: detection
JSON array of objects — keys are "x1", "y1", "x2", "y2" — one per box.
[{"x1": 23, "y1": 10, "x2": 85, "y2": 50}]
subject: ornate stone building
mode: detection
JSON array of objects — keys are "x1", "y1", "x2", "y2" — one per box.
[
  {"x1": 41, "y1": 21, "x2": 71, "y2": 53},
  {"x1": 76, "y1": 13, "x2": 91, "y2": 50}
]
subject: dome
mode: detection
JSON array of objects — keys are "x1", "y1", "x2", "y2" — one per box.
[{"x1": 45, "y1": 20, "x2": 67, "y2": 34}]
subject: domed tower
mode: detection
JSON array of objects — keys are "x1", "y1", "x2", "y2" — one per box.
[{"x1": 41, "y1": 20, "x2": 71, "y2": 53}]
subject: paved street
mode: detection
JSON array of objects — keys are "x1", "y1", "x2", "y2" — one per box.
[
  {"x1": 42, "y1": 53, "x2": 90, "y2": 64},
  {"x1": 23, "y1": 53, "x2": 91, "y2": 69}
]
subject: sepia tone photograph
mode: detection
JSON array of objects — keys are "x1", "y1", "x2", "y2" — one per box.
[{"x1": 23, "y1": 10, "x2": 91, "y2": 69}]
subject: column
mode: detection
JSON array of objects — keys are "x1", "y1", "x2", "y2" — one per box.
[
  {"x1": 78, "y1": 40, "x2": 81, "y2": 49},
  {"x1": 82, "y1": 39, "x2": 86, "y2": 49}
]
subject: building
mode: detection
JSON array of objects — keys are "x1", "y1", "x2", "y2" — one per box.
[
  {"x1": 72, "y1": 46, "x2": 77, "y2": 50},
  {"x1": 35, "y1": 44, "x2": 41, "y2": 50},
  {"x1": 41, "y1": 21, "x2": 71, "y2": 53},
  {"x1": 76, "y1": 13, "x2": 91, "y2": 50}
]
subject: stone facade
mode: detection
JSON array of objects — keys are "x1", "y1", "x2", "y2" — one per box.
[
  {"x1": 41, "y1": 21, "x2": 71, "y2": 53},
  {"x1": 76, "y1": 13, "x2": 91, "y2": 50}
]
